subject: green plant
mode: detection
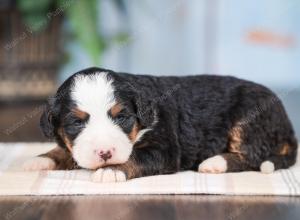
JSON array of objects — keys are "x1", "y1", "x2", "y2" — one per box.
[{"x1": 16, "y1": 0, "x2": 129, "y2": 65}]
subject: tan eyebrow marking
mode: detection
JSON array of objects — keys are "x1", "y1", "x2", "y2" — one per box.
[
  {"x1": 110, "y1": 103, "x2": 123, "y2": 117},
  {"x1": 72, "y1": 108, "x2": 88, "y2": 120}
]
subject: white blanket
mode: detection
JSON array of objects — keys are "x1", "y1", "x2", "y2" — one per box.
[{"x1": 0, "y1": 143, "x2": 299, "y2": 196}]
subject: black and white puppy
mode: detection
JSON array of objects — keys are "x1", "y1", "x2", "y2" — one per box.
[{"x1": 23, "y1": 67, "x2": 298, "y2": 182}]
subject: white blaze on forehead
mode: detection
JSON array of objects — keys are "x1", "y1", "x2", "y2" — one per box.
[
  {"x1": 70, "y1": 72, "x2": 133, "y2": 169},
  {"x1": 71, "y1": 72, "x2": 116, "y2": 113},
  {"x1": 69, "y1": 71, "x2": 151, "y2": 169}
]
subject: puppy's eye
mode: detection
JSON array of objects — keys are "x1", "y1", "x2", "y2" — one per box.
[
  {"x1": 73, "y1": 119, "x2": 83, "y2": 126},
  {"x1": 115, "y1": 114, "x2": 127, "y2": 123}
]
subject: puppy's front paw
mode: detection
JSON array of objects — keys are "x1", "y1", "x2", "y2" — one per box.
[
  {"x1": 198, "y1": 155, "x2": 227, "y2": 173},
  {"x1": 22, "y1": 157, "x2": 56, "y2": 171},
  {"x1": 91, "y1": 168, "x2": 126, "y2": 183}
]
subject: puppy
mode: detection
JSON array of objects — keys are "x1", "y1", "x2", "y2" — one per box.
[{"x1": 23, "y1": 67, "x2": 298, "y2": 182}]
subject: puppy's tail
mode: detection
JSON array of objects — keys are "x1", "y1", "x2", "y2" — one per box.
[{"x1": 260, "y1": 138, "x2": 298, "y2": 174}]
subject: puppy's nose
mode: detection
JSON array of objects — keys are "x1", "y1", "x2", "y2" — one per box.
[{"x1": 97, "y1": 150, "x2": 112, "y2": 162}]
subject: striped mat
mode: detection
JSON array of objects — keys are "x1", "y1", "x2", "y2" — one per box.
[{"x1": 0, "y1": 143, "x2": 299, "y2": 196}]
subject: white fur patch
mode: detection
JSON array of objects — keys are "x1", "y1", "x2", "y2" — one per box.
[
  {"x1": 134, "y1": 128, "x2": 152, "y2": 143},
  {"x1": 71, "y1": 72, "x2": 156, "y2": 169},
  {"x1": 91, "y1": 168, "x2": 126, "y2": 183},
  {"x1": 22, "y1": 157, "x2": 56, "y2": 171},
  {"x1": 198, "y1": 155, "x2": 227, "y2": 173},
  {"x1": 71, "y1": 72, "x2": 133, "y2": 169},
  {"x1": 134, "y1": 110, "x2": 158, "y2": 143},
  {"x1": 260, "y1": 161, "x2": 275, "y2": 174}
]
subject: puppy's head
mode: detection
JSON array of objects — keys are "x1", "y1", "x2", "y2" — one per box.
[{"x1": 40, "y1": 68, "x2": 156, "y2": 169}]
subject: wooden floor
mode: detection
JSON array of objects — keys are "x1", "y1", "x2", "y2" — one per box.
[
  {"x1": 0, "y1": 93, "x2": 299, "y2": 220},
  {"x1": 0, "y1": 195, "x2": 300, "y2": 220}
]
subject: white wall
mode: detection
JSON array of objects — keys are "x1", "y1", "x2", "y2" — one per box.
[{"x1": 61, "y1": 0, "x2": 300, "y2": 89}]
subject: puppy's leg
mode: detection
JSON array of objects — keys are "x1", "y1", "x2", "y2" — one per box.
[
  {"x1": 23, "y1": 146, "x2": 77, "y2": 171},
  {"x1": 198, "y1": 153, "x2": 250, "y2": 173}
]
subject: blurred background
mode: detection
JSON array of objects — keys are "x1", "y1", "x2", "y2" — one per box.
[{"x1": 0, "y1": 0, "x2": 299, "y2": 142}]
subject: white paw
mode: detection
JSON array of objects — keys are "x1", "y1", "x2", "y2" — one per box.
[
  {"x1": 260, "y1": 161, "x2": 274, "y2": 174},
  {"x1": 91, "y1": 168, "x2": 127, "y2": 183},
  {"x1": 198, "y1": 155, "x2": 227, "y2": 173},
  {"x1": 22, "y1": 157, "x2": 56, "y2": 171}
]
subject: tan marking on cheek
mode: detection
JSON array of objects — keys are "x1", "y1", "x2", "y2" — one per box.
[
  {"x1": 72, "y1": 108, "x2": 88, "y2": 120},
  {"x1": 228, "y1": 124, "x2": 243, "y2": 156},
  {"x1": 279, "y1": 143, "x2": 290, "y2": 155},
  {"x1": 58, "y1": 127, "x2": 73, "y2": 153},
  {"x1": 128, "y1": 122, "x2": 140, "y2": 143},
  {"x1": 110, "y1": 103, "x2": 123, "y2": 117}
]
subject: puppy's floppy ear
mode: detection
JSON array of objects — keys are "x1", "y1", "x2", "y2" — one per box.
[
  {"x1": 116, "y1": 80, "x2": 157, "y2": 128},
  {"x1": 40, "y1": 98, "x2": 57, "y2": 138},
  {"x1": 135, "y1": 91, "x2": 157, "y2": 128}
]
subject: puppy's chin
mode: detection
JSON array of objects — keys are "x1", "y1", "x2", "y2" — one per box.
[
  {"x1": 75, "y1": 158, "x2": 104, "y2": 170},
  {"x1": 72, "y1": 144, "x2": 132, "y2": 170}
]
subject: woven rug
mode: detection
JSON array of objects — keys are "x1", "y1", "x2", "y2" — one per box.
[{"x1": 0, "y1": 143, "x2": 299, "y2": 196}]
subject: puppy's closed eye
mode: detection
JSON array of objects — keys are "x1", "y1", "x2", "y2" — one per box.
[
  {"x1": 114, "y1": 113, "x2": 128, "y2": 124},
  {"x1": 72, "y1": 118, "x2": 85, "y2": 128},
  {"x1": 63, "y1": 110, "x2": 89, "y2": 138}
]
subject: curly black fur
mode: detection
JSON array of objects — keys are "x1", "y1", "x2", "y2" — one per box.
[{"x1": 40, "y1": 67, "x2": 298, "y2": 178}]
